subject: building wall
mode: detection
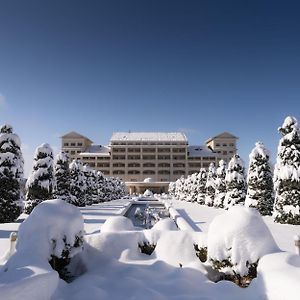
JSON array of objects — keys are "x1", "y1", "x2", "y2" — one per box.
[{"x1": 61, "y1": 132, "x2": 237, "y2": 182}]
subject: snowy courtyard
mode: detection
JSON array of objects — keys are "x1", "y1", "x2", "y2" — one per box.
[{"x1": 0, "y1": 197, "x2": 300, "y2": 300}]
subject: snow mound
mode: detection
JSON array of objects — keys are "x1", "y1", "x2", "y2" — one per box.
[
  {"x1": 152, "y1": 218, "x2": 178, "y2": 231},
  {"x1": 207, "y1": 206, "x2": 279, "y2": 276},
  {"x1": 101, "y1": 216, "x2": 135, "y2": 232},
  {"x1": 257, "y1": 252, "x2": 300, "y2": 300},
  {"x1": 143, "y1": 177, "x2": 154, "y2": 183},
  {"x1": 143, "y1": 189, "x2": 154, "y2": 197},
  {"x1": 0, "y1": 199, "x2": 84, "y2": 300}
]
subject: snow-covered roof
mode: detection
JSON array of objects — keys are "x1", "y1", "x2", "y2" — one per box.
[
  {"x1": 188, "y1": 145, "x2": 219, "y2": 157},
  {"x1": 205, "y1": 132, "x2": 238, "y2": 143},
  {"x1": 79, "y1": 145, "x2": 110, "y2": 156},
  {"x1": 61, "y1": 131, "x2": 93, "y2": 143},
  {"x1": 110, "y1": 132, "x2": 187, "y2": 143}
]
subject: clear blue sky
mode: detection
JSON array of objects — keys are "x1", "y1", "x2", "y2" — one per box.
[{"x1": 0, "y1": 0, "x2": 300, "y2": 176}]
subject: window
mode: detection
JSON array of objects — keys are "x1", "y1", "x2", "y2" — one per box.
[
  {"x1": 173, "y1": 170, "x2": 185, "y2": 175},
  {"x1": 128, "y1": 163, "x2": 140, "y2": 167},
  {"x1": 158, "y1": 148, "x2": 170, "y2": 153},
  {"x1": 142, "y1": 155, "x2": 155, "y2": 160},
  {"x1": 158, "y1": 163, "x2": 170, "y2": 168},
  {"x1": 143, "y1": 163, "x2": 155, "y2": 168},
  {"x1": 77, "y1": 151, "x2": 81, "y2": 154},
  {"x1": 128, "y1": 170, "x2": 140, "y2": 174},
  {"x1": 143, "y1": 170, "x2": 155, "y2": 175},
  {"x1": 229, "y1": 143, "x2": 234, "y2": 147},
  {"x1": 63, "y1": 143, "x2": 69, "y2": 146},
  {"x1": 77, "y1": 143, "x2": 83, "y2": 146},
  {"x1": 142, "y1": 148, "x2": 156, "y2": 153},
  {"x1": 71, "y1": 143, "x2": 76, "y2": 146},
  {"x1": 223, "y1": 144, "x2": 227, "y2": 147},
  {"x1": 223, "y1": 151, "x2": 228, "y2": 155},
  {"x1": 174, "y1": 163, "x2": 185, "y2": 168},
  {"x1": 97, "y1": 163, "x2": 110, "y2": 168},
  {"x1": 173, "y1": 155, "x2": 185, "y2": 160},
  {"x1": 113, "y1": 163, "x2": 125, "y2": 167},
  {"x1": 113, "y1": 170, "x2": 125, "y2": 175},
  {"x1": 88, "y1": 163, "x2": 95, "y2": 167},
  {"x1": 158, "y1": 170, "x2": 170, "y2": 175},
  {"x1": 128, "y1": 155, "x2": 140, "y2": 160},
  {"x1": 158, "y1": 155, "x2": 171, "y2": 160},
  {"x1": 216, "y1": 143, "x2": 220, "y2": 147},
  {"x1": 71, "y1": 151, "x2": 75, "y2": 155}
]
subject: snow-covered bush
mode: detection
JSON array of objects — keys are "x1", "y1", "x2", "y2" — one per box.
[
  {"x1": 4, "y1": 199, "x2": 84, "y2": 281},
  {"x1": 273, "y1": 116, "x2": 300, "y2": 224},
  {"x1": 205, "y1": 163, "x2": 216, "y2": 206},
  {"x1": 0, "y1": 124, "x2": 24, "y2": 222},
  {"x1": 101, "y1": 216, "x2": 135, "y2": 232},
  {"x1": 214, "y1": 160, "x2": 227, "y2": 208},
  {"x1": 25, "y1": 143, "x2": 54, "y2": 214},
  {"x1": 69, "y1": 159, "x2": 86, "y2": 207},
  {"x1": 53, "y1": 151, "x2": 71, "y2": 202},
  {"x1": 224, "y1": 154, "x2": 246, "y2": 209},
  {"x1": 207, "y1": 206, "x2": 279, "y2": 286},
  {"x1": 245, "y1": 142, "x2": 274, "y2": 215}
]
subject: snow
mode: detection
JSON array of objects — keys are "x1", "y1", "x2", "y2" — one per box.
[
  {"x1": 101, "y1": 216, "x2": 135, "y2": 232},
  {"x1": 256, "y1": 252, "x2": 300, "y2": 300},
  {"x1": 110, "y1": 132, "x2": 187, "y2": 142},
  {"x1": 207, "y1": 206, "x2": 279, "y2": 276},
  {"x1": 0, "y1": 198, "x2": 300, "y2": 299}
]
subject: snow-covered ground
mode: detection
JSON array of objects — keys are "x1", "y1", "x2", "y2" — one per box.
[{"x1": 0, "y1": 198, "x2": 300, "y2": 299}]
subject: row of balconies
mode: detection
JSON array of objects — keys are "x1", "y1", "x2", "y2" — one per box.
[
  {"x1": 112, "y1": 148, "x2": 186, "y2": 153},
  {"x1": 111, "y1": 170, "x2": 186, "y2": 175}
]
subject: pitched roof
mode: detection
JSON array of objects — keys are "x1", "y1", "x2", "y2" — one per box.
[
  {"x1": 79, "y1": 145, "x2": 110, "y2": 156},
  {"x1": 61, "y1": 131, "x2": 93, "y2": 143},
  {"x1": 188, "y1": 145, "x2": 220, "y2": 158},
  {"x1": 110, "y1": 132, "x2": 187, "y2": 142},
  {"x1": 205, "y1": 132, "x2": 238, "y2": 143}
]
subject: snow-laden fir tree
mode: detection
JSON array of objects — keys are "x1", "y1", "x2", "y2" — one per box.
[
  {"x1": 69, "y1": 159, "x2": 86, "y2": 207},
  {"x1": 190, "y1": 172, "x2": 199, "y2": 202},
  {"x1": 91, "y1": 170, "x2": 99, "y2": 203},
  {"x1": 53, "y1": 151, "x2": 71, "y2": 202},
  {"x1": 184, "y1": 175, "x2": 193, "y2": 202},
  {"x1": 214, "y1": 160, "x2": 227, "y2": 208},
  {"x1": 196, "y1": 168, "x2": 207, "y2": 205},
  {"x1": 205, "y1": 163, "x2": 216, "y2": 206},
  {"x1": 25, "y1": 143, "x2": 54, "y2": 214},
  {"x1": 273, "y1": 116, "x2": 300, "y2": 224},
  {"x1": 245, "y1": 142, "x2": 274, "y2": 216},
  {"x1": 168, "y1": 181, "x2": 176, "y2": 197},
  {"x1": 0, "y1": 124, "x2": 24, "y2": 222},
  {"x1": 97, "y1": 171, "x2": 106, "y2": 202},
  {"x1": 175, "y1": 176, "x2": 185, "y2": 200},
  {"x1": 224, "y1": 154, "x2": 246, "y2": 209},
  {"x1": 83, "y1": 164, "x2": 94, "y2": 205}
]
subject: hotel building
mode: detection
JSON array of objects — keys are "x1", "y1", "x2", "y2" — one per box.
[{"x1": 61, "y1": 131, "x2": 238, "y2": 193}]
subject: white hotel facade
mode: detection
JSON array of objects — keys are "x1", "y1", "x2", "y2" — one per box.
[{"x1": 61, "y1": 131, "x2": 238, "y2": 193}]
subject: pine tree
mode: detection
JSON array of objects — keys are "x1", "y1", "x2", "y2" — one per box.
[
  {"x1": 53, "y1": 151, "x2": 71, "y2": 202},
  {"x1": 91, "y1": 170, "x2": 99, "y2": 203},
  {"x1": 245, "y1": 142, "x2": 274, "y2": 216},
  {"x1": 273, "y1": 116, "x2": 300, "y2": 224},
  {"x1": 196, "y1": 168, "x2": 207, "y2": 205},
  {"x1": 224, "y1": 154, "x2": 246, "y2": 209},
  {"x1": 190, "y1": 172, "x2": 199, "y2": 202},
  {"x1": 69, "y1": 159, "x2": 86, "y2": 207},
  {"x1": 205, "y1": 163, "x2": 216, "y2": 206},
  {"x1": 25, "y1": 143, "x2": 54, "y2": 214},
  {"x1": 214, "y1": 160, "x2": 227, "y2": 208},
  {"x1": 97, "y1": 171, "x2": 105, "y2": 202},
  {"x1": 83, "y1": 164, "x2": 94, "y2": 205},
  {"x1": 0, "y1": 124, "x2": 24, "y2": 222}
]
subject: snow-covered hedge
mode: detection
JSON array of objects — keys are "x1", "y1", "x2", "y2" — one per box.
[
  {"x1": 207, "y1": 206, "x2": 279, "y2": 286},
  {"x1": 0, "y1": 199, "x2": 84, "y2": 299}
]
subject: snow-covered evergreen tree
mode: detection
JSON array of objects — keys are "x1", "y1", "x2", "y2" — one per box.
[
  {"x1": 83, "y1": 164, "x2": 94, "y2": 205},
  {"x1": 190, "y1": 172, "x2": 199, "y2": 202},
  {"x1": 214, "y1": 160, "x2": 227, "y2": 208},
  {"x1": 91, "y1": 170, "x2": 99, "y2": 203},
  {"x1": 245, "y1": 142, "x2": 274, "y2": 216},
  {"x1": 69, "y1": 159, "x2": 86, "y2": 207},
  {"x1": 0, "y1": 124, "x2": 24, "y2": 222},
  {"x1": 184, "y1": 175, "x2": 193, "y2": 202},
  {"x1": 196, "y1": 168, "x2": 207, "y2": 205},
  {"x1": 25, "y1": 143, "x2": 54, "y2": 214},
  {"x1": 224, "y1": 154, "x2": 246, "y2": 209},
  {"x1": 273, "y1": 116, "x2": 300, "y2": 224},
  {"x1": 205, "y1": 163, "x2": 216, "y2": 206},
  {"x1": 168, "y1": 181, "x2": 176, "y2": 197},
  {"x1": 174, "y1": 176, "x2": 185, "y2": 200},
  {"x1": 97, "y1": 171, "x2": 106, "y2": 202},
  {"x1": 53, "y1": 151, "x2": 71, "y2": 202}
]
